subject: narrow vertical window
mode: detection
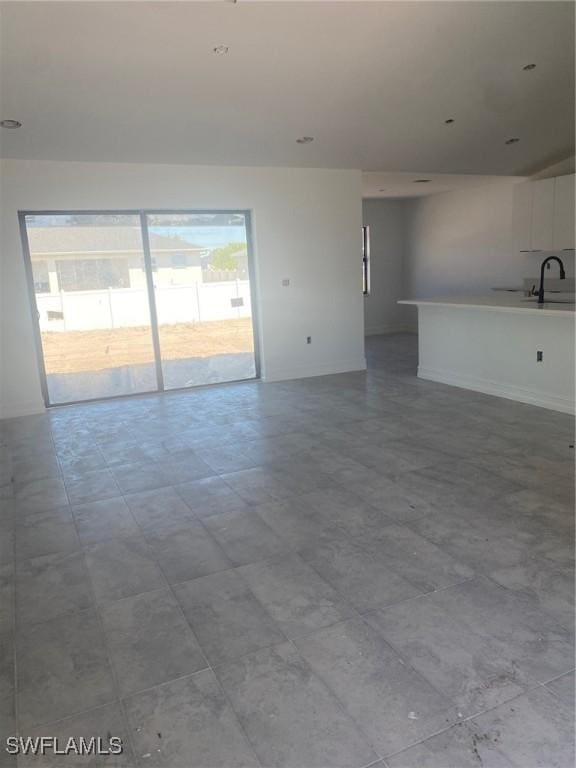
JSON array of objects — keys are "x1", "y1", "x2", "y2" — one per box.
[{"x1": 362, "y1": 225, "x2": 371, "y2": 295}]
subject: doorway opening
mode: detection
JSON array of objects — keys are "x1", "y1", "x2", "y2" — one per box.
[{"x1": 20, "y1": 210, "x2": 259, "y2": 406}]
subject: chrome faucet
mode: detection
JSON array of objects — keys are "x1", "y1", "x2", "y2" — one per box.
[{"x1": 538, "y1": 256, "x2": 566, "y2": 304}]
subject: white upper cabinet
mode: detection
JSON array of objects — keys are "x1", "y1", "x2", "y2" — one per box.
[
  {"x1": 513, "y1": 174, "x2": 575, "y2": 253},
  {"x1": 553, "y1": 174, "x2": 575, "y2": 251},
  {"x1": 512, "y1": 181, "x2": 533, "y2": 252},
  {"x1": 531, "y1": 178, "x2": 555, "y2": 252}
]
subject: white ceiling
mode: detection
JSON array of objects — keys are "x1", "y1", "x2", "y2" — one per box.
[
  {"x1": 362, "y1": 171, "x2": 526, "y2": 198},
  {"x1": 0, "y1": 1, "x2": 573, "y2": 175}
]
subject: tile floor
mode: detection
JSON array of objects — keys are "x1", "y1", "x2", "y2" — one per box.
[{"x1": 0, "y1": 334, "x2": 574, "y2": 767}]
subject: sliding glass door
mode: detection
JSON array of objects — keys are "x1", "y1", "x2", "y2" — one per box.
[
  {"x1": 22, "y1": 214, "x2": 158, "y2": 404},
  {"x1": 146, "y1": 213, "x2": 256, "y2": 390},
  {"x1": 21, "y1": 210, "x2": 258, "y2": 405}
]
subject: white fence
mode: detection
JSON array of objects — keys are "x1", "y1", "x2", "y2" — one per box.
[
  {"x1": 202, "y1": 268, "x2": 248, "y2": 283},
  {"x1": 37, "y1": 281, "x2": 252, "y2": 332}
]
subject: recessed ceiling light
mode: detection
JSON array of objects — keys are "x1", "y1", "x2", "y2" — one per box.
[
  {"x1": 213, "y1": 45, "x2": 229, "y2": 55},
  {"x1": 523, "y1": 63, "x2": 536, "y2": 71},
  {"x1": 505, "y1": 137, "x2": 520, "y2": 144},
  {"x1": 296, "y1": 136, "x2": 314, "y2": 144},
  {"x1": 0, "y1": 119, "x2": 21, "y2": 129},
  {"x1": 413, "y1": 179, "x2": 431, "y2": 183},
  {"x1": 445, "y1": 118, "x2": 455, "y2": 124}
]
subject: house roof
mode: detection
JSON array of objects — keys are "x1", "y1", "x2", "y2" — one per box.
[{"x1": 27, "y1": 226, "x2": 205, "y2": 257}]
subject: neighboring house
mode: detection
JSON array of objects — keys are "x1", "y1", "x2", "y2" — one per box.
[{"x1": 27, "y1": 226, "x2": 208, "y2": 292}]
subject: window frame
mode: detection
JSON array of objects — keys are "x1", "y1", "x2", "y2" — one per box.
[
  {"x1": 362, "y1": 225, "x2": 371, "y2": 296},
  {"x1": 18, "y1": 208, "x2": 261, "y2": 407}
]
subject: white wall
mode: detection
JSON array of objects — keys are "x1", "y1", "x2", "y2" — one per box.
[
  {"x1": 404, "y1": 179, "x2": 526, "y2": 299},
  {"x1": 362, "y1": 199, "x2": 413, "y2": 335},
  {"x1": 0, "y1": 159, "x2": 365, "y2": 419}
]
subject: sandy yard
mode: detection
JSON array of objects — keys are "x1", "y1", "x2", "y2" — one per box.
[{"x1": 41, "y1": 318, "x2": 254, "y2": 374}]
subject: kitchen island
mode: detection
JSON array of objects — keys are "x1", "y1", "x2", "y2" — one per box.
[{"x1": 399, "y1": 296, "x2": 575, "y2": 414}]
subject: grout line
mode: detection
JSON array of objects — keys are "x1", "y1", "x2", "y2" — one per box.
[
  {"x1": 118, "y1": 667, "x2": 213, "y2": 702},
  {"x1": 536, "y1": 678, "x2": 575, "y2": 711},
  {"x1": 287, "y1": 606, "x2": 508, "y2": 763},
  {"x1": 206, "y1": 634, "x2": 293, "y2": 675},
  {"x1": 207, "y1": 667, "x2": 265, "y2": 768},
  {"x1": 359, "y1": 574, "x2": 478, "y2": 614},
  {"x1": 12, "y1": 698, "x2": 129, "y2": 734},
  {"x1": 12, "y1": 427, "x2": 65, "y2": 737},
  {"x1": 538, "y1": 668, "x2": 576, "y2": 686},
  {"x1": 361, "y1": 758, "x2": 389, "y2": 768},
  {"x1": 284, "y1": 634, "x2": 384, "y2": 763},
  {"x1": 377, "y1": 718, "x2": 472, "y2": 763},
  {"x1": 9, "y1": 449, "x2": 19, "y2": 743},
  {"x1": 63, "y1": 480, "x2": 142, "y2": 768},
  {"x1": 456, "y1": 679, "x2": 544, "y2": 724},
  {"x1": 154, "y1": 552, "x2": 264, "y2": 767},
  {"x1": 356, "y1": 610, "x2": 463, "y2": 703},
  {"x1": 123, "y1": 483, "x2": 264, "y2": 767},
  {"x1": 479, "y1": 570, "x2": 576, "y2": 633},
  {"x1": 6, "y1": 369, "x2": 574, "y2": 767}
]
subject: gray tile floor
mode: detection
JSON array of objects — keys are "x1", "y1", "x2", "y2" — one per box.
[{"x1": 0, "y1": 334, "x2": 574, "y2": 767}]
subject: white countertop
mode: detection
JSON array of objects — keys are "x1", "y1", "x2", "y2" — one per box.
[{"x1": 398, "y1": 295, "x2": 576, "y2": 317}]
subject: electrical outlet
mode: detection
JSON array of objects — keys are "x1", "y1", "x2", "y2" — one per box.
[
  {"x1": 282, "y1": 278, "x2": 290, "y2": 287},
  {"x1": 537, "y1": 351, "x2": 543, "y2": 362},
  {"x1": 306, "y1": 336, "x2": 312, "y2": 344}
]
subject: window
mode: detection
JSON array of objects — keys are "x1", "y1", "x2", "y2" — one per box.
[
  {"x1": 171, "y1": 253, "x2": 188, "y2": 268},
  {"x1": 32, "y1": 260, "x2": 50, "y2": 292},
  {"x1": 21, "y1": 209, "x2": 258, "y2": 406},
  {"x1": 362, "y1": 226, "x2": 370, "y2": 295},
  {"x1": 56, "y1": 257, "x2": 129, "y2": 291}
]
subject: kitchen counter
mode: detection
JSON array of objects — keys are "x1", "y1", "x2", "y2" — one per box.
[
  {"x1": 398, "y1": 295, "x2": 575, "y2": 414},
  {"x1": 399, "y1": 295, "x2": 575, "y2": 317}
]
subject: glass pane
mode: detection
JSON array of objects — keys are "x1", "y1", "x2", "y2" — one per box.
[
  {"x1": 146, "y1": 212, "x2": 257, "y2": 389},
  {"x1": 25, "y1": 214, "x2": 158, "y2": 404}
]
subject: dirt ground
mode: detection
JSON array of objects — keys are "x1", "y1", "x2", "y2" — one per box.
[{"x1": 41, "y1": 318, "x2": 254, "y2": 375}]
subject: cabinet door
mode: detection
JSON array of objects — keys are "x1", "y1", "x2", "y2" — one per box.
[
  {"x1": 512, "y1": 182, "x2": 533, "y2": 252},
  {"x1": 553, "y1": 174, "x2": 575, "y2": 251},
  {"x1": 531, "y1": 178, "x2": 555, "y2": 252}
]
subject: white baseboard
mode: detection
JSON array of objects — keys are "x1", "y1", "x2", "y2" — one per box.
[
  {"x1": 0, "y1": 399, "x2": 46, "y2": 420},
  {"x1": 262, "y1": 357, "x2": 367, "y2": 383},
  {"x1": 365, "y1": 323, "x2": 417, "y2": 336},
  {"x1": 418, "y1": 366, "x2": 575, "y2": 415}
]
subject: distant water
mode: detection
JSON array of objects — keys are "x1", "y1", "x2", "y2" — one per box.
[{"x1": 150, "y1": 226, "x2": 247, "y2": 249}]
